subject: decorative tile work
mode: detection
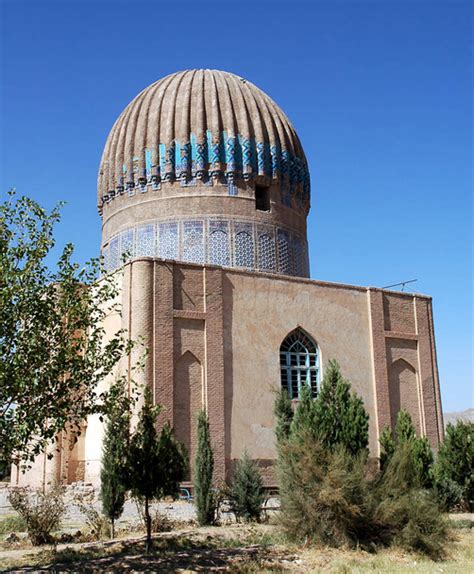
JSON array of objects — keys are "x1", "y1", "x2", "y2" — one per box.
[
  {"x1": 109, "y1": 237, "x2": 119, "y2": 269},
  {"x1": 209, "y1": 226, "x2": 230, "y2": 267},
  {"x1": 103, "y1": 218, "x2": 309, "y2": 278},
  {"x1": 257, "y1": 228, "x2": 276, "y2": 272},
  {"x1": 136, "y1": 225, "x2": 155, "y2": 257},
  {"x1": 182, "y1": 220, "x2": 204, "y2": 264},
  {"x1": 277, "y1": 229, "x2": 291, "y2": 275},
  {"x1": 101, "y1": 129, "x2": 310, "y2": 210},
  {"x1": 120, "y1": 229, "x2": 134, "y2": 261},
  {"x1": 159, "y1": 222, "x2": 179, "y2": 260}
]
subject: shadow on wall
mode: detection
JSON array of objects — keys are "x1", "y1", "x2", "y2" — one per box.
[
  {"x1": 389, "y1": 358, "x2": 421, "y2": 433},
  {"x1": 174, "y1": 350, "x2": 202, "y2": 481}
]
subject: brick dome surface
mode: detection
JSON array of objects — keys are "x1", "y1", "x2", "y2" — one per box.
[{"x1": 97, "y1": 69, "x2": 310, "y2": 211}]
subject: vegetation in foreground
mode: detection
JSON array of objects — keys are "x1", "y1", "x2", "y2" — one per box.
[
  {"x1": 276, "y1": 360, "x2": 451, "y2": 559},
  {"x1": 0, "y1": 520, "x2": 473, "y2": 573}
]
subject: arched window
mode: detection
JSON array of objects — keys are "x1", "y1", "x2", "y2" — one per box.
[{"x1": 280, "y1": 329, "x2": 319, "y2": 399}]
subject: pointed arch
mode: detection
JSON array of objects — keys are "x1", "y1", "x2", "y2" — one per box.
[
  {"x1": 280, "y1": 328, "x2": 320, "y2": 399},
  {"x1": 388, "y1": 358, "x2": 421, "y2": 433}
]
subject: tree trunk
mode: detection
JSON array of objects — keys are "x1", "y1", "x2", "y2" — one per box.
[
  {"x1": 145, "y1": 496, "x2": 151, "y2": 552},
  {"x1": 111, "y1": 518, "x2": 115, "y2": 540}
]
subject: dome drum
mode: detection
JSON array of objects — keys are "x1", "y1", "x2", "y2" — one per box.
[{"x1": 102, "y1": 217, "x2": 309, "y2": 278}]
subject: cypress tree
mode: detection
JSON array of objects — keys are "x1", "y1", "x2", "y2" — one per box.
[
  {"x1": 434, "y1": 421, "x2": 474, "y2": 511},
  {"x1": 100, "y1": 383, "x2": 129, "y2": 539},
  {"x1": 290, "y1": 383, "x2": 314, "y2": 439},
  {"x1": 312, "y1": 359, "x2": 369, "y2": 455},
  {"x1": 273, "y1": 388, "x2": 293, "y2": 444},
  {"x1": 194, "y1": 410, "x2": 215, "y2": 526},
  {"x1": 229, "y1": 451, "x2": 265, "y2": 522},
  {"x1": 125, "y1": 387, "x2": 187, "y2": 552},
  {"x1": 379, "y1": 426, "x2": 396, "y2": 471},
  {"x1": 379, "y1": 410, "x2": 433, "y2": 489}
]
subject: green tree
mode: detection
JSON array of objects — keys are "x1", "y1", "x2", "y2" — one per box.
[
  {"x1": 100, "y1": 383, "x2": 130, "y2": 539},
  {"x1": 229, "y1": 451, "x2": 265, "y2": 522},
  {"x1": 395, "y1": 409, "x2": 416, "y2": 442},
  {"x1": 0, "y1": 190, "x2": 134, "y2": 466},
  {"x1": 273, "y1": 388, "x2": 293, "y2": 444},
  {"x1": 194, "y1": 410, "x2": 215, "y2": 526},
  {"x1": 379, "y1": 410, "x2": 433, "y2": 489},
  {"x1": 125, "y1": 387, "x2": 186, "y2": 551},
  {"x1": 290, "y1": 383, "x2": 314, "y2": 439},
  {"x1": 379, "y1": 427, "x2": 396, "y2": 471},
  {"x1": 434, "y1": 421, "x2": 474, "y2": 511},
  {"x1": 311, "y1": 360, "x2": 369, "y2": 455}
]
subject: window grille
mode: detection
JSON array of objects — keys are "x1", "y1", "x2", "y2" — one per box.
[
  {"x1": 136, "y1": 224, "x2": 155, "y2": 257},
  {"x1": 293, "y1": 237, "x2": 305, "y2": 277},
  {"x1": 102, "y1": 218, "x2": 308, "y2": 279},
  {"x1": 182, "y1": 220, "x2": 204, "y2": 263},
  {"x1": 159, "y1": 222, "x2": 179, "y2": 260},
  {"x1": 109, "y1": 237, "x2": 119, "y2": 269},
  {"x1": 277, "y1": 229, "x2": 291, "y2": 275},
  {"x1": 280, "y1": 329, "x2": 319, "y2": 399},
  {"x1": 209, "y1": 222, "x2": 230, "y2": 266},
  {"x1": 120, "y1": 229, "x2": 134, "y2": 262},
  {"x1": 234, "y1": 230, "x2": 254, "y2": 268},
  {"x1": 102, "y1": 245, "x2": 110, "y2": 273},
  {"x1": 258, "y1": 233, "x2": 276, "y2": 272}
]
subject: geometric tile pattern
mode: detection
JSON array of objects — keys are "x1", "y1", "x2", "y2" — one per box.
[{"x1": 102, "y1": 218, "x2": 309, "y2": 278}]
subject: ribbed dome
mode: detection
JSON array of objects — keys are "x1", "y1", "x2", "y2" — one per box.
[{"x1": 98, "y1": 69, "x2": 310, "y2": 210}]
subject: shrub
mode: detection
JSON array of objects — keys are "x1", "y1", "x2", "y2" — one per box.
[
  {"x1": 275, "y1": 384, "x2": 450, "y2": 558},
  {"x1": 273, "y1": 388, "x2": 293, "y2": 444},
  {"x1": 8, "y1": 486, "x2": 65, "y2": 545},
  {"x1": 229, "y1": 451, "x2": 266, "y2": 522},
  {"x1": 278, "y1": 433, "x2": 376, "y2": 548},
  {"x1": 194, "y1": 410, "x2": 216, "y2": 526},
  {"x1": 73, "y1": 493, "x2": 110, "y2": 540},
  {"x1": 379, "y1": 410, "x2": 433, "y2": 488},
  {"x1": 434, "y1": 421, "x2": 474, "y2": 511},
  {"x1": 374, "y1": 443, "x2": 449, "y2": 559},
  {"x1": 434, "y1": 477, "x2": 464, "y2": 511}
]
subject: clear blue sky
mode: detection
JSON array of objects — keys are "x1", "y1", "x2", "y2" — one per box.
[{"x1": 1, "y1": 1, "x2": 472, "y2": 413}]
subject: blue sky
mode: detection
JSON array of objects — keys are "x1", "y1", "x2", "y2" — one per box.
[{"x1": 1, "y1": 1, "x2": 472, "y2": 413}]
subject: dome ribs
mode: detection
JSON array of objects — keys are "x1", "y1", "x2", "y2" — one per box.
[
  {"x1": 136, "y1": 82, "x2": 159, "y2": 184},
  {"x1": 214, "y1": 70, "x2": 239, "y2": 176},
  {"x1": 191, "y1": 69, "x2": 206, "y2": 177},
  {"x1": 149, "y1": 73, "x2": 176, "y2": 181},
  {"x1": 239, "y1": 79, "x2": 266, "y2": 178},
  {"x1": 125, "y1": 85, "x2": 150, "y2": 188},
  {"x1": 205, "y1": 70, "x2": 224, "y2": 176},
  {"x1": 175, "y1": 70, "x2": 196, "y2": 180},
  {"x1": 112, "y1": 98, "x2": 136, "y2": 194},
  {"x1": 97, "y1": 69, "x2": 310, "y2": 209},
  {"x1": 227, "y1": 74, "x2": 252, "y2": 179}
]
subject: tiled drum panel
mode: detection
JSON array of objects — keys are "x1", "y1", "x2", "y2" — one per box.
[{"x1": 102, "y1": 219, "x2": 309, "y2": 278}]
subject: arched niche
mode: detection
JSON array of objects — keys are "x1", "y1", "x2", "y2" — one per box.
[
  {"x1": 388, "y1": 358, "x2": 421, "y2": 433},
  {"x1": 173, "y1": 351, "x2": 203, "y2": 479}
]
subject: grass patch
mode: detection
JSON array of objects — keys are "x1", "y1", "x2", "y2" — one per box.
[
  {"x1": 451, "y1": 518, "x2": 474, "y2": 530},
  {"x1": 0, "y1": 514, "x2": 27, "y2": 535}
]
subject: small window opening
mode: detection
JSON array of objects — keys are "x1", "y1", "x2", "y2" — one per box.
[{"x1": 255, "y1": 185, "x2": 270, "y2": 211}]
